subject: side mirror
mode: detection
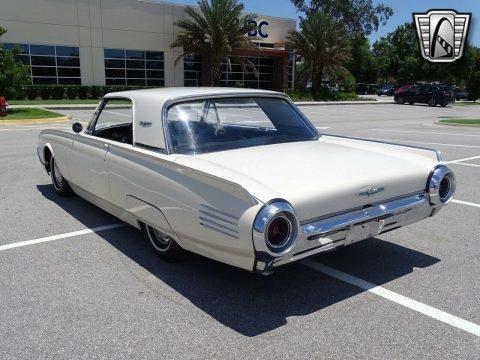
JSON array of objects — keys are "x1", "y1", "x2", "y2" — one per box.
[{"x1": 72, "y1": 122, "x2": 83, "y2": 133}]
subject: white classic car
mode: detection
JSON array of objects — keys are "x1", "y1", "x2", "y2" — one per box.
[{"x1": 37, "y1": 88, "x2": 456, "y2": 274}]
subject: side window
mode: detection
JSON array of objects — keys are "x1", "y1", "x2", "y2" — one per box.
[{"x1": 92, "y1": 99, "x2": 133, "y2": 145}]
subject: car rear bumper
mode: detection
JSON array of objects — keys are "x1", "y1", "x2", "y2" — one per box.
[{"x1": 254, "y1": 193, "x2": 435, "y2": 273}]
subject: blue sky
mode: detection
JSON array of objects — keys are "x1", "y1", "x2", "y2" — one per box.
[{"x1": 161, "y1": 0, "x2": 479, "y2": 45}]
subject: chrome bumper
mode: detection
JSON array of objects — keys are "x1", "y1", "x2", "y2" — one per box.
[{"x1": 255, "y1": 193, "x2": 433, "y2": 272}]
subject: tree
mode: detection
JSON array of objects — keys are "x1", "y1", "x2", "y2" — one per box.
[
  {"x1": 0, "y1": 27, "x2": 30, "y2": 99},
  {"x1": 466, "y1": 50, "x2": 480, "y2": 101},
  {"x1": 291, "y1": 0, "x2": 393, "y2": 36},
  {"x1": 287, "y1": 12, "x2": 351, "y2": 95},
  {"x1": 372, "y1": 22, "x2": 479, "y2": 86},
  {"x1": 346, "y1": 35, "x2": 377, "y2": 83},
  {"x1": 372, "y1": 23, "x2": 423, "y2": 83},
  {"x1": 171, "y1": 0, "x2": 257, "y2": 86}
]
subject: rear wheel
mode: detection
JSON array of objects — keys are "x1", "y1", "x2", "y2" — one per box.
[
  {"x1": 396, "y1": 96, "x2": 404, "y2": 105},
  {"x1": 145, "y1": 225, "x2": 184, "y2": 262},
  {"x1": 428, "y1": 98, "x2": 437, "y2": 107},
  {"x1": 50, "y1": 157, "x2": 73, "y2": 196}
]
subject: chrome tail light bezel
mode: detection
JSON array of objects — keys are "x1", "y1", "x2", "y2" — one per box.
[
  {"x1": 253, "y1": 201, "x2": 298, "y2": 257},
  {"x1": 428, "y1": 165, "x2": 456, "y2": 206}
]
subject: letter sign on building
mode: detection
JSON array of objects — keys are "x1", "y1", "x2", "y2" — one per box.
[{"x1": 247, "y1": 19, "x2": 269, "y2": 39}]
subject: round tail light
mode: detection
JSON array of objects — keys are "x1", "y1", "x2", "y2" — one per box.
[
  {"x1": 428, "y1": 165, "x2": 456, "y2": 205},
  {"x1": 253, "y1": 201, "x2": 298, "y2": 257},
  {"x1": 266, "y1": 216, "x2": 292, "y2": 250}
]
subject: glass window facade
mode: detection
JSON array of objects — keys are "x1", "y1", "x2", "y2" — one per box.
[
  {"x1": 184, "y1": 54, "x2": 202, "y2": 87},
  {"x1": 104, "y1": 49, "x2": 164, "y2": 86},
  {"x1": 221, "y1": 56, "x2": 274, "y2": 90},
  {"x1": 3, "y1": 43, "x2": 81, "y2": 85},
  {"x1": 184, "y1": 54, "x2": 276, "y2": 90}
]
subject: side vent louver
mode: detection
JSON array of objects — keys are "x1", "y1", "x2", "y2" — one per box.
[{"x1": 198, "y1": 204, "x2": 239, "y2": 239}]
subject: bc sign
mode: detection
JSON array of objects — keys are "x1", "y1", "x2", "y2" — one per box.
[{"x1": 247, "y1": 19, "x2": 269, "y2": 39}]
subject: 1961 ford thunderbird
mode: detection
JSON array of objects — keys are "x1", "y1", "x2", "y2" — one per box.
[{"x1": 37, "y1": 88, "x2": 456, "y2": 274}]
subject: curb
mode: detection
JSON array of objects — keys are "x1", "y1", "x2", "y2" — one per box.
[{"x1": 0, "y1": 115, "x2": 70, "y2": 125}]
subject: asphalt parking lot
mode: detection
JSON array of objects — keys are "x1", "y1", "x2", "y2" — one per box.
[{"x1": 1, "y1": 102, "x2": 480, "y2": 359}]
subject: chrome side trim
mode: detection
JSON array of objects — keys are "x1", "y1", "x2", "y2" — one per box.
[
  {"x1": 325, "y1": 134, "x2": 443, "y2": 162},
  {"x1": 301, "y1": 194, "x2": 426, "y2": 237},
  {"x1": 199, "y1": 204, "x2": 239, "y2": 220},
  {"x1": 199, "y1": 222, "x2": 239, "y2": 239}
]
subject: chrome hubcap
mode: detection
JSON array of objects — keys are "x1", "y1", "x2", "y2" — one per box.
[{"x1": 149, "y1": 227, "x2": 172, "y2": 251}]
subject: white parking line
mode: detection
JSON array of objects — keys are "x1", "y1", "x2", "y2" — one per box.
[
  {"x1": 452, "y1": 199, "x2": 480, "y2": 208},
  {"x1": 362, "y1": 137, "x2": 480, "y2": 149},
  {"x1": 446, "y1": 155, "x2": 480, "y2": 164},
  {"x1": 303, "y1": 260, "x2": 480, "y2": 337},
  {"x1": 103, "y1": 110, "x2": 131, "y2": 117},
  {"x1": 316, "y1": 126, "x2": 331, "y2": 130},
  {"x1": 449, "y1": 163, "x2": 480, "y2": 168},
  {"x1": 372, "y1": 129, "x2": 480, "y2": 137},
  {"x1": 0, "y1": 223, "x2": 126, "y2": 252}
]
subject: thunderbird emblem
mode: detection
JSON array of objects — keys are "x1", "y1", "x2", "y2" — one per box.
[
  {"x1": 139, "y1": 121, "x2": 152, "y2": 128},
  {"x1": 356, "y1": 187, "x2": 385, "y2": 197},
  {"x1": 413, "y1": 9, "x2": 471, "y2": 63}
]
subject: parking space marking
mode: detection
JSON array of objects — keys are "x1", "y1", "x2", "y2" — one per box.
[
  {"x1": 452, "y1": 199, "x2": 480, "y2": 208},
  {"x1": 449, "y1": 162, "x2": 480, "y2": 168},
  {"x1": 372, "y1": 129, "x2": 480, "y2": 137},
  {"x1": 316, "y1": 126, "x2": 331, "y2": 130},
  {"x1": 303, "y1": 260, "x2": 480, "y2": 337},
  {"x1": 446, "y1": 155, "x2": 480, "y2": 164},
  {"x1": 0, "y1": 223, "x2": 126, "y2": 252},
  {"x1": 361, "y1": 137, "x2": 480, "y2": 149}
]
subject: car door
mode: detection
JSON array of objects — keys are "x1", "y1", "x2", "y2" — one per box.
[
  {"x1": 69, "y1": 99, "x2": 132, "y2": 201},
  {"x1": 413, "y1": 85, "x2": 427, "y2": 103}
]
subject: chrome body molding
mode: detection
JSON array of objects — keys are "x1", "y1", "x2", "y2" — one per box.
[{"x1": 255, "y1": 193, "x2": 434, "y2": 272}]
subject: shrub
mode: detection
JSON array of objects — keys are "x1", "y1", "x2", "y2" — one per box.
[
  {"x1": 89, "y1": 86, "x2": 102, "y2": 99},
  {"x1": 24, "y1": 86, "x2": 39, "y2": 100},
  {"x1": 39, "y1": 86, "x2": 52, "y2": 100},
  {"x1": 78, "y1": 86, "x2": 88, "y2": 99},
  {"x1": 52, "y1": 86, "x2": 65, "y2": 100},
  {"x1": 66, "y1": 86, "x2": 78, "y2": 100}
]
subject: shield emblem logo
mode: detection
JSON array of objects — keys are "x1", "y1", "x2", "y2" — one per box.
[{"x1": 413, "y1": 10, "x2": 471, "y2": 63}]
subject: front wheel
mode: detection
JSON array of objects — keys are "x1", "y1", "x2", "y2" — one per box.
[
  {"x1": 145, "y1": 225, "x2": 184, "y2": 262},
  {"x1": 428, "y1": 98, "x2": 437, "y2": 107},
  {"x1": 396, "y1": 96, "x2": 404, "y2": 105},
  {"x1": 408, "y1": 101, "x2": 414, "y2": 105},
  {"x1": 50, "y1": 157, "x2": 73, "y2": 196},
  {"x1": 441, "y1": 102, "x2": 448, "y2": 107}
]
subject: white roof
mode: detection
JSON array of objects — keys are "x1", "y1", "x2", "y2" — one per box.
[{"x1": 103, "y1": 87, "x2": 284, "y2": 151}]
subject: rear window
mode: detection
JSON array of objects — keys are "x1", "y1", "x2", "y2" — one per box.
[{"x1": 167, "y1": 97, "x2": 318, "y2": 154}]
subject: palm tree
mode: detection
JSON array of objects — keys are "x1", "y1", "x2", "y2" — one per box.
[
  {"x1": 287, "y1": 12, "x2": 351, "y2": 95},
  {"x1": 171, "y1": 0, "x2": 257, "y2": 86}
]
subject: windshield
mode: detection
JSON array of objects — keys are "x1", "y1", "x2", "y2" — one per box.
[{"x1": 166, "y1": 97, "x2": 318, "y2": 154}]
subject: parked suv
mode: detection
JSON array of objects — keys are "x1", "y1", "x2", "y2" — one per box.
[{"x1": 394, "y1": 84, "x2": 455, "y2": 107}]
